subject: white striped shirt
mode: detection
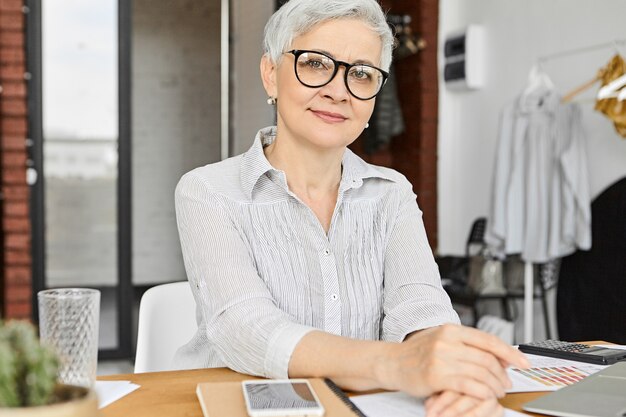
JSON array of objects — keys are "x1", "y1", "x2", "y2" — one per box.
[{"x1": 172, "y1": 126, "x2": 459, "y2": 378}]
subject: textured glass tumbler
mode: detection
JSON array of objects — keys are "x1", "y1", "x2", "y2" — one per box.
[{"x1": 38, "y1": 288, "x2": 100, "y2": 388}]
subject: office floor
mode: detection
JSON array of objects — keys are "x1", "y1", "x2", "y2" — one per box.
[
  {"x1": 98, "y1": 359, "x2": 134, "y2": 376},
  {"x1": 97, "y1": 287, "x2": 136, "y2": 376}
]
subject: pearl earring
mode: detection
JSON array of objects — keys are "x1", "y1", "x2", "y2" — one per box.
[
  {"x1": 267, "y1": 97, "x2": 276, "y2": 105},
  {"x1": 365, "y1": 122, "x2": 370, "y2": 129}
]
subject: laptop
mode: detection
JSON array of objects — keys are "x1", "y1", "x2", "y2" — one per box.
[{"x1": 523, "y1": 361, "x2": 626, "y2": 417}]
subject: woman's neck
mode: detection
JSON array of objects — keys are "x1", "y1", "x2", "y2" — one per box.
[{"x1": 264, "y1": 135, "x2": 343, "y2": 201}]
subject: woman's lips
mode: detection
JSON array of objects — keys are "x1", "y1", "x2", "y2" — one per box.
[{"x1": 311, "y1": 110, "x2": 348, "y2": 123}]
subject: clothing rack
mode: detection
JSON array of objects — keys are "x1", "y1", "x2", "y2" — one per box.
[
  {"x1": 538, "y1": 38, "x2": 626, "y2": 63},
  {"x1": 518, "y1": 39, "x2": 626, "y2": 342}
]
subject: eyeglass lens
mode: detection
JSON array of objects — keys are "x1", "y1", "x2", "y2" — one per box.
[{"x1": 295, "y1": 51, "x2": 385, "y2": 100}]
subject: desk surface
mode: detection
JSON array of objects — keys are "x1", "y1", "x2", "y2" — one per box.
[{"x1": 99, "y1": 368, "x2": 547, "y2": 417}]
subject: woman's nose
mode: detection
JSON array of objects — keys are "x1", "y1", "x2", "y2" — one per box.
[{"x1": 319, "y1": 66, "x2": 350, "y2": 101}]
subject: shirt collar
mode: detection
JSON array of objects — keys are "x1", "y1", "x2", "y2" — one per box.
[
  {"x1": 241, "y1": 126, "x2": 398, "y2": 200},
  {"x1": 517, "y1": 88, "x2": 561, "y2": 115},
  {"x1": 340, "y1": 147, "x2": 397, "y2": 191},
  {"x1": 240, "y1": 126, "x2": 279, "y2": 199}
]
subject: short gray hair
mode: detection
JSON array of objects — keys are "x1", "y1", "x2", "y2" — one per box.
[{"x1": 263, "y1": 0, "x2": 394, "y2": 71}]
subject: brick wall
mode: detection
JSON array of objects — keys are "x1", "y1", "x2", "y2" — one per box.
[
  {"x1": 351, "y1": 0, "x2": 440, "y2": 250},
  {"x1": 0, "y1": 0, "x2": 31, "y2": 319}
]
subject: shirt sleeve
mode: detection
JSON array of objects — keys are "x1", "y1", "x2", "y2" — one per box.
[
  {"x1": 381, "y1": 181, "x2": 460, "y2": 342},
  {"x1": 175, "y1": 172, "x2": 315, "y2": 378}
]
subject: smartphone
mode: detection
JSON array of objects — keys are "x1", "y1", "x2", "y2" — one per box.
[{"x1": 241, "y1": 379, "x2": 325, "y2": 417}]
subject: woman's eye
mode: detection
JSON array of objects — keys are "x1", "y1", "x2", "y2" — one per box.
[
  {"x1": 306, "y1": 59, "x2": 324, "y2": 68},
  {"x1": 351, "y1": 67, "x2": 372, "y2": 80}
]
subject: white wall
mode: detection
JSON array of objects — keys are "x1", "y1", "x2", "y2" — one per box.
[
  {"x1": 132, "y1": 0, "x2": 221, "y2": 285},
  {"x1": 438, "y1": 0, "x2": 626, "y2": 256},
  {"x1": 129, "y1": 0, "x2": 273, "y2": 285},
  {"x1": 230, "y1": 0, "x2": 275, "y2": 155}
]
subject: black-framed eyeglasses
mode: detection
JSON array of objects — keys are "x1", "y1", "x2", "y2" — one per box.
[{"x1": 286, "y1": 49, "x2": 389, "y2": 100}]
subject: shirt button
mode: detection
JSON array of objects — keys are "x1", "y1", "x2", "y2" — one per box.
[
  {"x1": 323, "y1": 249, "x2": 330, "y2": 256},
  {"x1": 330, "y1": 294, "x2": 338, "y2": 301}
]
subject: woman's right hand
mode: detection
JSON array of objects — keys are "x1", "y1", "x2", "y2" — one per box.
[{"x1": 374, "y1": 324, "x2": 529, "y2": 399}]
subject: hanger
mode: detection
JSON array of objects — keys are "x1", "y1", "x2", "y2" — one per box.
[
  {"x1": 521, "y1": 63, "x2": 555, "y2": 99},
  {"x1": 562, "y1": 71, "x2": 602, "y2": 103},
  {"x1": 563, "y1": 53, "x2": 626, "y2": 103},
  {"x1": 597, "y1": 73, "x2": 626, "y2": 100}
]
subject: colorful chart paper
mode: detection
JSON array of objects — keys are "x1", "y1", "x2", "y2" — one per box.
[{"x1": 512, "y1": 366, "x2": 590, "y2": 387}]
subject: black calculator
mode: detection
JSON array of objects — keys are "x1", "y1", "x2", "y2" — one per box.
[{"x1": 518, "y1": 340, "x2": 626, "y2": 365}]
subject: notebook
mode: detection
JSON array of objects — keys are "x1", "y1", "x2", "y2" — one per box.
[
  {"x1": 523, "y1": 361, "x2": 626, "y2": 417},
  {"x1": 196, "y1": 378, "x2": 365, "y2": 417}
]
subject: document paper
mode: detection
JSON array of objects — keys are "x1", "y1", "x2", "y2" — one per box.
[{"x1": 94, "y1": 380, "x2": 140, "y2": 409}]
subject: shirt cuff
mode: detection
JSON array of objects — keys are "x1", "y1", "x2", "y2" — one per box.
[
  {"x1": 264, "y1": 322, "x2": 316, "y2": 379},
  {"x1": 398, "y1": 315, "x2": 461, "y2": 342},
  {"x1": 384, "y1": 302, "x2": 461, "y2": 343}
]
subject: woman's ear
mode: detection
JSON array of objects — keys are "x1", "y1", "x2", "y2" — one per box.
[{"x1": 260, "y1": 54, "x2": 278, "y2": 98}]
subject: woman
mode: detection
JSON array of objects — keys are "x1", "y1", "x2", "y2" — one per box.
[{"x1": 174, "y1": 1, "x2": 528, "y2": 416}]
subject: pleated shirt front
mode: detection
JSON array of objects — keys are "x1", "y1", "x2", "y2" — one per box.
[{"x1": 172, "y1": 126, "x2": 459, "y2": 378}]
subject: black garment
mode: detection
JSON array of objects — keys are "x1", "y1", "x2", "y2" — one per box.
[
  {"x1": 363, "y1": 64, "x2": 405, "y2": 154},
  {"x1": 557, "y1": 177, "x2": 626, "y2": 344}
]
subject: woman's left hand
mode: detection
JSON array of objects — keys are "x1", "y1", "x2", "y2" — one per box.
[{"x1": 424, "y1": 390, "x2": 503, "y2": 417}]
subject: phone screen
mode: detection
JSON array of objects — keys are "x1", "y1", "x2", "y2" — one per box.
[{"x1": 243, "y1": 381, "x2": 321, "y2": 412}]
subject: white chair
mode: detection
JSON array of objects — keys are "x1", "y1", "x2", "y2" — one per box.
[{"x1": 134, "y1": 281, "x2": 197, "y2": 373}]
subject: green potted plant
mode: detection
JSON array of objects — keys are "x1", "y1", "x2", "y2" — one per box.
[{"x1": 0, "y1": 320, "x2": 98, "y2": 416}]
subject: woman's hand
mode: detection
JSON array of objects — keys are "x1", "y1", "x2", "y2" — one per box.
[
  {"x1": 424, "y1": 391, "x2": 503, "y2": 417},
  {"x1": 374, "y1": 324, "x2": 529, "y2": 399}
]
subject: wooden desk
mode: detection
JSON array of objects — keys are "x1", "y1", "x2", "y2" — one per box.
[{"x1": 99, "y1": 368, "x2": 547, "y2": 417}]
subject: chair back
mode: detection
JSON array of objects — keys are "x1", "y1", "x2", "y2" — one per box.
[
  {"x1": 466, "y1": 217, "x2": 487, "y2": 257},
  {"x1": 135, "y1": 281, "x2": 196, "y2": 373}
]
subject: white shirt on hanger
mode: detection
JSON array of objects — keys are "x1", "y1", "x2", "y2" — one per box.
[{"x1": 485, "y1": 90, "x2": 592, "y2": 262}]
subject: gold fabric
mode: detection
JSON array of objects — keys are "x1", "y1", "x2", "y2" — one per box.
[{"x1": 595, "y1": 54, "x2": 626, "y2": 138}]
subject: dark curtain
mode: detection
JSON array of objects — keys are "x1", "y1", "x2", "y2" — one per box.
[{"x1": 557, "y1": 177, "x2": 626, "y2": 344}]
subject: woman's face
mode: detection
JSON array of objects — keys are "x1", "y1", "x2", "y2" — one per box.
[{"x1": 262, "y1": 18, "x2": 382, "y2": 152}]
